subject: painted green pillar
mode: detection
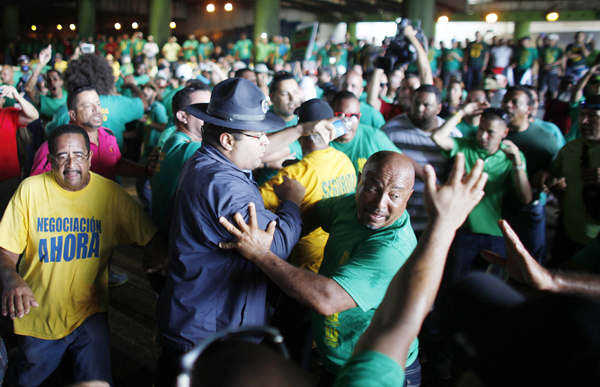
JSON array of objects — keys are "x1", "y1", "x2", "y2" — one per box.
[
  {"x1": 514, "y1": 21, "x2": 531, "y2": 40},
  {"x1": 254, "y1": 0, "x2": 280, "y2": 42},
  {"x1": 347, "y1": 22, "x2": 357, "y2": 45},
  {"x1": 78, "y1": 0, "x2": 96, "y2": 39},
  {"x1": 403, "y1": 0, "x2": 435, "y2": 39},
  {"x1": 3, "y1": 5, "x2": 20, "y2": 42},
  {"x1": 150, "y1": 0, "x2": 172, "y2": 49}
]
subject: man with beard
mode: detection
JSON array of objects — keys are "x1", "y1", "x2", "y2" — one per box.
[
  {"x1": 25, "y1": 45, "x2": 68, "y2": 120},
  {"x1": 382, "y1": 85, "x2": 462, "y2": 236}
]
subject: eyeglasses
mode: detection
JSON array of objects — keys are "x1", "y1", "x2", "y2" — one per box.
[
  {"x1": 483, "y1": 108, "x2": 510, "y2": 125},
  {"x1": 177, "y1": 326, "x2": 289, "y2": 387},
  {"x1": 334, "y1": 112, "x2": 361, "y2": 120},
  {"x1": 50, "y1": 153, "x2": 90, "y2": 165},
  {"x1": 238, "y1": 132, "x2": 267, "y2": 141},
  {"x1": 380, "y1": 83, "x2": 388, "y2": 87}
]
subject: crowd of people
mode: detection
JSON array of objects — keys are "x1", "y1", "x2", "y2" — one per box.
[{"x1": 0, "y1": 23, "x2": 600, "y2": 387}]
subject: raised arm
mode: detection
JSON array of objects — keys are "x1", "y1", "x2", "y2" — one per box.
[
  {"x1": 431, "y1": 102, "x2": 485, "y2": 151},
  {"x1": 366, "y1": 68, "x2": 384, "y2": 111},
  {"x1": 264, "y1": 118, "x2": 337, "y2": 158},
  {"x1": 351, "y1": 154, "x2": 487, "y2": 366},
  {"x1": 500, "y1": 140, "x2": 532, "y2": 204},
  {"x1": 1, "y1": 86, "x2": 40, "y2": 126},
  {"x1": 0, "y1": 247, "x2": 39, "y2": 320},
  {"x1": 571, "y1": 64, "x2": 599, "y2": 103},
  {"x1": 404, "y1": 26, "x2": 433, "y2": 85},
  {"x1": 25, "y1": 45, "x2": 52, "y2": 106}
]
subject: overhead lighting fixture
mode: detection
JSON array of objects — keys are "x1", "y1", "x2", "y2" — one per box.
[
  {"x1": 70, "y1": 24, "x2": 76, "y2": 30},
  {"x1": 114, "y1": 23, "x2": 121, "y2": 30},
  {"x1": 437, "y1": 16, "x2": 449, "y2": 23},
  {"x1": 31, "y1": 25, "x2": 37, "y2": 31},
  {"x1": 485, "y1": 13, "x2": 498, "y2": 23},
  {"x1": 170, "y1": 22, "x2": 177, "y2": 29},
  {"x1": 207, "y1": 4, "x2": 215, "y2": 12},
  {"x1": 132, "y1": 22, "x2": 139, "y2": 29},
  {"x1": 224, "y1": 3, "x2": 233, "y2": 11},
  {"x1": 57, "y1": 24, "x2": 63, "y2": 30},
  {"x1": 546, "y1": 12, "x2": 559, "y2": 22}
]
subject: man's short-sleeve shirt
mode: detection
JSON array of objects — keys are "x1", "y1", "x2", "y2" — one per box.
[
  {"x1": 0, "y1": 172, "x2": 157, "y2": 340},
  {"x1": 467, "y1": 41, "x2": 489, "y2": 68},
  {"x1": 515, "y1": 47, "x2": 539, "y2": 71},
  {"x1": 359, "y1": 101, "x2": 385, "y2": 130},
  {"x1": 313, "y1": 194, "x2": 418, "y2": 374},
  {"x1": 446, "y1": 138, "x2": 525, "y2": 236},
  {"x1": 260, "y1": 147, "x2": 356, "y2": 272},
  {"x1": 330, "y1": 123, "x2": 401, "y2": 175},
  {"x1": 334, "y1": 351, "x2": 406, "y2": 387},
  {"x1": 39, "y1": 92, "x2": 68, "y2": 118},
  {"x1": 234, "y1": 39, "x2": 254, "y2": 60},
  {"x1": 151, "y1": 131, "x2": 202, "y2": 231}
]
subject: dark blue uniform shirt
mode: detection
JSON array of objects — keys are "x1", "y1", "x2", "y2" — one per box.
[{"x1": 157, "y1": 144, "x2": 302, "y2": 351}]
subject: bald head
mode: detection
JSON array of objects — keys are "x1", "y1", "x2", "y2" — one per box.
[
  {"x1": 1, "y1": 65, "x2": 15, "y2": 86},
  {"x1": 342, "y1": 70, "x2": 364, "y2": 98},
  {"x1": 357, "y1": 151, "x2": 415, "y2": 230}
]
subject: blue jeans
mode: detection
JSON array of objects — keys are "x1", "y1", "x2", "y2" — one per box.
[
  {"x1": 503, "y1": 201, "x2": 546, "y2": 264},
  {"x1": 9, "y1": 312, "x2": 113, "y2": 387},
  {"x1": 405, "y1": 357, "x2": 421, "y2": 386},
  {"x1": 446, "y1": 232, "x2": 507, "y2": 287},
  {"x1": 465, "y1": 66, "x2": 484, "y2": 90}
]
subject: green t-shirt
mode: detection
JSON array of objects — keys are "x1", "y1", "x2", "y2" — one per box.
[
  {"x1": 442, "y1": 48, "x2": 463, "y2": 72},
  {"x1": 515, "y1": 47, "x2": 539, "y2": 70},
  {"x1": 142, "y1": 100, "x2": 169, "y2": 158},
  {"x1": 456, "y1": 120, "x2": 478, "y2": 138},
  {"x1": 234, "y1": 39, "x2": 254, "y2": 59},
  {"x1": 132, "y1": 39, "x2": 146, "y2": 56},
  {"x1": 119, "y1": 39, "x2": 132, "y2": 56},
  {"x1": 313, "y1": 193, "x2": 418, "y2": 374},
  {"x1": 330, "y1": 123, "x2": 401, "y2": 174},
  {"x1": 151, "y1": 131, "x2": 202, "y2": 230},
  {"x1": 182, "y1": 40, "x2": 199, "y2": 60},
  {"x1": 467, "y1": 42, "x2": 489, "y2": 67},
  {"x1": 254, "y1": 42, "x2": 272, "y2": 64},
  {"x1": 359, "y1": 101, "x2": 385, "y2": 130},
  {"x1": 533, "y1": 118, "x2": 566, "y2": 148},
  {"x1": 197, "y1": 42, "x2": 214, "y2": 60},
  {"x1": 157, "y1": 125, "x2": 177, "y2": 148},
  {"x1": 333, "y1": 351, "x2": 405, "y2": 387},
  {"x1": 573, "y1": 235, "x2": 600, "y2": 273},
  {"x1": 39, "y1": 91, "x2": 68, "y2": 118},
  {"x1": 540, "y1": 46, "x2": 563, "y2": 70},
  {"x1": 446, "y1": 138, "x2": 525, "y2": 236},
  {"x1": 47, "y1": 95, "x2": 144, "y2": 150},
  {"x1": 319, "y1": 47, "x2": 332, "y2": 66},
  {"x1": 428, "y1": 47, "x2": 441, "y2": 73},
  {"x1": 566, "y1": 43, "x2": 592, "y2": 67},
  {"x1": 162, "y1": 85, "x2": 184, "y2": 118},
  {"x1": 256, "y1": 115, "x2": 302, "y2": 186}
]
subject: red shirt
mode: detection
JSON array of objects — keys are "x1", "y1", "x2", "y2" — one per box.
[
  {"x1": 0, "y1": 108, "x2": 22, "y2": 181},
  {"x1": 30, "y1": 127, "x2": 121, "y2": 180},
  {"x1": 380, "y1": 99, "x2": 405, "y2": 122}
]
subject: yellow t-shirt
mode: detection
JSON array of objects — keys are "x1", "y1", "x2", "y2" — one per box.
[
  {"x1": 0, "y1": 172, "x2": 157, "y2": 340},
  {"x1": 259, "y1": 147, "x2": 356, "y2": 272}
]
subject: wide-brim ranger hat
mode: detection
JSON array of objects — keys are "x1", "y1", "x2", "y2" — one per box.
[{"x1": 186, "y1": 78, "x2": 285, "y2": 131}]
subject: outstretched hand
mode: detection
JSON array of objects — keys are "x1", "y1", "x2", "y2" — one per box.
[
  {"x1": 219, "y1": 202, "x2": 277, "y2": 262},
  {"x1": 423, "y1": 153, "x2": 488, "y2": 230},
  {"x1": 481, "y1": 219, "x2": 553, "y2": 291}
]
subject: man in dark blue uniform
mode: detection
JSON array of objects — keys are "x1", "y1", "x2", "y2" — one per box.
[{"x1": 155, "y1": 78, "x2": 334, "y2": 386}]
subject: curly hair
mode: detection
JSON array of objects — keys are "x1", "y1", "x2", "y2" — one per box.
[{"x1": 63, "y1": 54, "x2": 115, "y2": 95}]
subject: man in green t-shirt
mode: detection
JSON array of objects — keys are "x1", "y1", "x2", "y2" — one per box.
[
  {"x1": 539, "y1": 34, "x2": 564, "y2": 104},
  {"x1": 25, "y1": 45, "x2": 68, "y2": 120},
  {"x1": 464, "y1": 31, "x2": 489, "y2": 91},
  {"x1": 432, "y1": 104, "x2": 531, "y2": 284},
  {"x1": 219, "y1": 150, "x2": 421, "y2": 386},
  {"x1": 566, "y1": 32, "x2": 592, "y2": 81},
  {"x1": 152, "y1": 84, "x2": 211, "y2": 234},
  {"x1": 182, "y1": 34, "x2": 199, "y2": 61},
  {"x1": 456, "y1": 89, "x2": 488, "y2": 137},
  {"x1": 197, "y1": 36, "x2": 214, "y2": 62},
  {"x1": 511, "y1": 36, "x2": 538, "y2": 86},
  {"x1": 329, "y1": 91, "x2": 402, "y2": 174},
  {"x1": 442, "y1": 40, "x2": 464, "y2": 86},
  {"x1": 234, "y1": 33, "x2": 254, "y2": 65},
  {"x1": 340, "y1": 70, "x2": 386, "y2": 129}
]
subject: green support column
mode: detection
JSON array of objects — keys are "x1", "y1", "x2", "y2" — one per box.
[
  {"x1": 403, "y1": 0, "x2": 435, "y2": 39},
  {"x1": 514, "y1": 21, "x2": 531, "y2": 40},
  {"x1": 78, "y1": 0, "x2": 96, "y2": 39},
  {"x1": 347, "y1": 22, "x2": 357, "y2": 45},
  {"x1": 150, "y1": 0, "x2": 172, "y2": 49},
  {"x1": 3, "y1": 5, "x2": 20, "y2": 42},
  {"x1": 254, "y1": 0, "x2": 280, "y2": 42}
]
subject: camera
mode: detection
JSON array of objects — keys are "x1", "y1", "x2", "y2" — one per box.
[
  {"x1": 81, "y1": 43, "x2": 95, "y2": 54},
  {"x1": 375, "y1": 18, "x2": 428, "y2": 73}
]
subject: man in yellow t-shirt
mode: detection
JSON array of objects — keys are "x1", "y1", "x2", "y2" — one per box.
[
  {"x1": 259, "y1": 99, "x2": 356, "y2": 369},
  {"x1": 0, "y1": 125, "x2": 166, "y2": 386}
]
